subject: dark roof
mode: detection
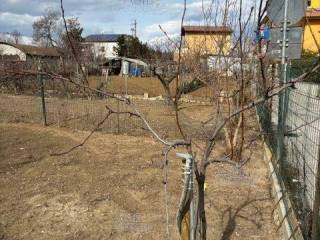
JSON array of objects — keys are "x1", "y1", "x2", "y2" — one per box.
[
  {"x1": 85, "y1": 34, "x2": 126, "y2": 42},
  {"x1": 182, "y1": 26, "x2": 233, "y2": 35},
  {"x1": 0, "y1": 41, "x2": 61, "y2": 57}
]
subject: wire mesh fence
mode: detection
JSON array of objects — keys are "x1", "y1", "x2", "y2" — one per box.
[
  {"x1": 257, "y1": 81, "x2": 320, "y2": 239},
  {"x1": 0, "y1": 93, "x2": 213, "y2": 140}
]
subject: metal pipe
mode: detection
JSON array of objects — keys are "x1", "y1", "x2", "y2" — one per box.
[
  {"x1": 176, "y1": 153, "x2": 195, "y2": 240},
  {"x1": 176, "y1": 157, "x2": 191, "y2": 235},
  {"x1": 281, "y1": 0, "x2": 289, "y2": 84}
]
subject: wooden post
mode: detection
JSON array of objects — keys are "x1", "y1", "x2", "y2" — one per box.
[
  {"x1": 105, "y1": 69, "x2": 109, "y2": 85},
  {"x1": 125, "y1": 74, "x2": 128, "y2": 96},
  {"x1": 117, "y1": 97, "x2": 120, "y2": 135}
]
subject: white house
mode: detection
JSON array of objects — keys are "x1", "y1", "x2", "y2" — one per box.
[{"x1": 84, "y1": 34, "x2": 127, "y2": 60}]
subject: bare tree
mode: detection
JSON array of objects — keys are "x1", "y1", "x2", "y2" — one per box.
[
  {"x1": 10, "y1": 30, "x2": 21, "y2": 44},
  {"x1": 32, "y1": 9, "x2": 60, "y2": 47}
]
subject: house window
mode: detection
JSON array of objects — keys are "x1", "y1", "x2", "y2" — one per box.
[
  {"x1": 307, "y1": 0, "x2": 311, "y2": 7},
  {"x1": 100, "y1": 46, "x2": 105, "y2": 52}
]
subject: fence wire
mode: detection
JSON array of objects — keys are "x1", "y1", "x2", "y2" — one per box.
[
  {"x1": 257, "y1": 81, "x2": 320, "y2": 239},
  {"x1": 0, "y1": 93, "x2": 213, "y2": 141}
]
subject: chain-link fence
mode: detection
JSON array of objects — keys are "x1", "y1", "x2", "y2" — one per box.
[{"x1": 257, "y1": 74, "x2": 320, "y2": 239}]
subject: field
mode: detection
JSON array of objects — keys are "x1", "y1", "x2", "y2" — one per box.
[{"x1": 0, "y1": 122, "x2": 279, "y2": 239}]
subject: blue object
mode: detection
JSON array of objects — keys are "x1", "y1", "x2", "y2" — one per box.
[
  {"x1": 254, "y1": 26, "x2": 270, "y2": 44},
  {"x1": 130, "y1": 67, "x2": 142, "y2": 77},
  {"x1": 262, "y1": 26, "x2": 270, "y2": 40}
]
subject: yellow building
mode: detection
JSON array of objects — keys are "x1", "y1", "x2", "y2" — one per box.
[
  {"x1": 303, "y1": 0, "x2": 320, "y2": 53},
  {"x1": 177, "y1": 26, "x2": 233, "y2": 61},
  {"x1": 308, "y1": 0, "x2": 320, "y2": 8}
]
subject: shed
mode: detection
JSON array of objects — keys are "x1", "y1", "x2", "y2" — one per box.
[
  {"x1": 102, "y1": 57, "x2": 148, "y2": 76},
  {"x1": 0, "y1": 41, "x2": 62, "y2": 62}
]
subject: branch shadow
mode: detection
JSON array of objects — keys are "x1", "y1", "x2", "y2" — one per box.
[{"x1": 218, "y1": 194, "x2": 272, "y2": 240}]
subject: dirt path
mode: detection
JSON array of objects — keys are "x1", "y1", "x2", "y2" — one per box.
[{"x1": 0, "y1": 123, "x2": 279, "y2": 239}]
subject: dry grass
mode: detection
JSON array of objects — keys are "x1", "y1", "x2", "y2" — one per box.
[
  {"x1": 88, "y1": 75, "x2": 219, "y2": 99},
  {"x1": 0, "y1": 94, "x2": 215, "y2": 139}
]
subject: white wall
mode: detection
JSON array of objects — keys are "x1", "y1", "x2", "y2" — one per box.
[
  {"x1": 90, "y1": 42, "x2": 118, "y2": 59},
  {"x1": 0, "y1": 44, "x2": 26, "y2": 61}
]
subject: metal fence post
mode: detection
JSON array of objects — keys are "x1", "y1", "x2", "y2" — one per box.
[
  {"x1": 38, "y1": 61, "x2": 47, "y2": 126},
  {"x1": 276, "y1": 0, "x2": 289, "y2": 165}
]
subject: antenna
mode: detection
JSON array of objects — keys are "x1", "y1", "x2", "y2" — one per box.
[{"x1": 131, "y1": 19, "x2": 137, "y2": 38}]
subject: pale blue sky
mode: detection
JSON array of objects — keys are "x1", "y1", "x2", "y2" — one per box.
[{"x1": 0, "y1": 0, "x2": 257, "y2": 43}]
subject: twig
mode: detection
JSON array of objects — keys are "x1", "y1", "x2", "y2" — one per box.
[
  {"x1": 50, "y1": 111, "x2": 112, "y2": 156},
  {"x1": 158, "y1": 25, "x2": 179, "y2": 50},
  {"x1": 60, "y1": 0, "x2": 88, "y2": 85},
  {"x1": 173, "y1": 0, "x2": 187, "y2": 139},
  {"x1": 162, "y1": 144, "x2": 175, "y2": 239},
  {"x1": 286, "y1": 116, "x2": 320, "y2": 134}
]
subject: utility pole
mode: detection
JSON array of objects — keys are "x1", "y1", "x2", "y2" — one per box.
[{"x1": 131, "y1": 19, "x2": 137, "y2": 38}]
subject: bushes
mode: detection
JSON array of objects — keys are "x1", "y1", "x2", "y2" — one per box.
[{"x1": 291, "y1": 52, "x2": 320, "y2": 82}]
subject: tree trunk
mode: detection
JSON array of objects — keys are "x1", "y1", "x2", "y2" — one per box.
[{"x1": 197, "y1": 173, "x2": 207, "y2": 240}]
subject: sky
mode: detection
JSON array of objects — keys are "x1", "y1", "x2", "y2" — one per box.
[{"x1": 0, "y1": 0, "x2": 257, "y2": 44}]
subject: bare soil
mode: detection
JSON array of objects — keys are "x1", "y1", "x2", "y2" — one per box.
[{"x1": 0, "y1": 123, "x2": 279, "y2": 240}]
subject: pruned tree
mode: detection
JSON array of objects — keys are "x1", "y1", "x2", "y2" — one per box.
[
  {"x1": 51, "y1": 1, "x2": 319, "y2": 239},
  {"x1": 2, "y1": 0, "x2": 320, "y2": 239}
]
